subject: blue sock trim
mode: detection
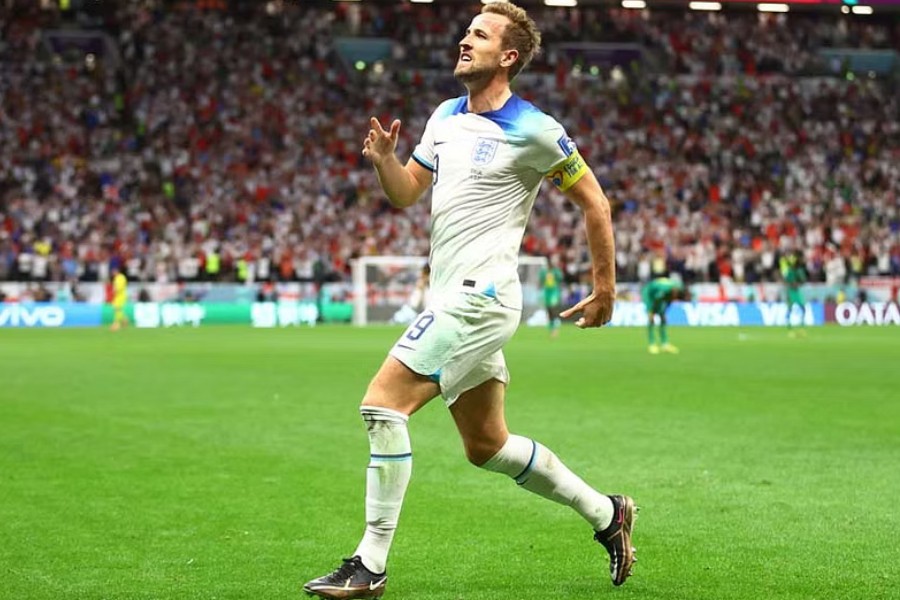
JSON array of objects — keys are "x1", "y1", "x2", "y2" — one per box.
[
  {"x1": 370, "y1": 453, "x2": 413, "y2": 461},
  {"x1": 513, "y1": 440, "x2": 537, "y2": 485}
]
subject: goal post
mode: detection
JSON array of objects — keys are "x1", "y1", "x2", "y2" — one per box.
[
  {"x1": 351, "y1": 255, "x2": 428, "y2": 326},
  {"x1": 350, "y1": 255, "x2": 549, "y2": 326}
]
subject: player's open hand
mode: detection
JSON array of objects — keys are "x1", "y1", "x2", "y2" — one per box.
[
  {"x1": 560, "y1": 289, "x2": 615, "y2": 328},
  {"x1": 362, "y1": 117, "x2": 401, "y2": 165}
]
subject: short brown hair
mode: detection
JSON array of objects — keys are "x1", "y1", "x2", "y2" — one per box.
[{"x1": 481, "y1": 1, "x2": 541, "y2": 80}]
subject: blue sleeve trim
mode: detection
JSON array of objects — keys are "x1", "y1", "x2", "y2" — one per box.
[{"x1": 412, "y1": 153, "x2": 434, "y2": 172}]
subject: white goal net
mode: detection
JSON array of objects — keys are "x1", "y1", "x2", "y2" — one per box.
[{"x1": 350, "y1": 255, "x2": 549, "y2": 326}]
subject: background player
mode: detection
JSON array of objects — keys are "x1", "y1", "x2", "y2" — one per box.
[
  {"x1": 780, "y1": 251, "x2": 807, "y2": 336},
  {"x1": 643, "y1": 276, "x2": 684, "y2": 354},
  {"x1": 539, "y1": 254, "x2": 564, "y2": 338},
  {"x1": 110, "y1": 267, "x2": 129, "y2": 331},
  {"x1": 390, "y1": 263, "x2": 431, "y2": 325}
]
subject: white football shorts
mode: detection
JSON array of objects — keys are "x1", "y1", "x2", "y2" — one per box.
[{"x1": 389, "y1": 289, "x2": 521, "y2": 406}]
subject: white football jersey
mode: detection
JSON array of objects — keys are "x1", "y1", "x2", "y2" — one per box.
[{"x1": 412, "y1": 94, "x2": 585, "y2": 310}]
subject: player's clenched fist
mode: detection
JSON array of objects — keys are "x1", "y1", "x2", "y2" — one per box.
[{"x1": 362, "y1": 117, "x2": 401, "y2": 165}]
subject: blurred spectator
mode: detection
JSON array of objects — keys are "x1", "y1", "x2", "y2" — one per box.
[{"x1": 0, "y1": 2, "x2": 897, "y2": 288}]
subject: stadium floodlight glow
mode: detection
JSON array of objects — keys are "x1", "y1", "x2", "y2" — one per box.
[
  {"x1": 410, "y1": 0, "x2": 434, "y2": 4},
  {"x1": 621, "y1": 0, "x2": 647, "y2": 8},
  {"x1": 688, "y1": 2, "x2": 722, "y2": 10},
  {"x1": 851, "y1": 5, "x2": 873, "y2": 13},
  {"x1": 544, "y1": 0, "x2": 578, "y2": 6},
  {"x1": 758, "y1": 3, "x2": 789, "y2": 12}
]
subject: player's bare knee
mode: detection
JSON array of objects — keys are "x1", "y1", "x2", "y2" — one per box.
[
  {"x1": 360, "y1": 383, "x2": 388, "y2": 409},
  {"x1": 361, "y1": 363, "x2": 402, "y2": 408},
  {"x1": 466, "y1": 439, "x2": 505, "y2": 467},
  {"x1": 360, "y1": 379, "x2": 432, "y2": 416}
]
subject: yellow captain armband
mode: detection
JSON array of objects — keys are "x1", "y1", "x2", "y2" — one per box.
[{"x1": 546, "y1": 149, "x2": 588, "y2": 192}]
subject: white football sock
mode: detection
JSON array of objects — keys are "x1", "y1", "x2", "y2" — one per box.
[
  {"x1": 353, "y1": 406, "x2": 412, "y2": 574},
  {"x1": 481, "y1": 434, "x2": 614, "y2": 532}
]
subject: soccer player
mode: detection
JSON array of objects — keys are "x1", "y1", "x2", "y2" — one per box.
[
  {"x1": 780, "y1": 251, "x2": 807, "y2": 336},
  {"x1": 642, "y1": 277, "x2": 683, "y2": 354},
  {"x1": 110, "y1": 266, "x2": 129, "y2": 331},
  {"x1": 539, "y1": 254, "x2": 564, "y2": 337},
  {"x1": 303, "y1": 4, "x2": 635, "y2": 599}
]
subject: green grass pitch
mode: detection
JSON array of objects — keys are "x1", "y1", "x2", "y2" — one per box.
[{"x1": 1, "y1": 325, "x2": 898, "y2": 600}]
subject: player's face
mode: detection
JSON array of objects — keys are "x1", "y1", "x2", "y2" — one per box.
[{"x1": 454, "y1": 13, "x2": 512, "y2": 86}]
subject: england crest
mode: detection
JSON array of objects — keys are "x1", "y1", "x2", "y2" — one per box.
[
  {"x1": 557, "y1": 135, "x2": 577, "y2": 157},
  {"x1": 471, "y1": 137, "x2": 499, "y2": 166}
]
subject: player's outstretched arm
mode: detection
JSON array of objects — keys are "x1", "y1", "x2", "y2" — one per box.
[
  {"x1": 559, "y1": 170, "x2": 616, "y2": 328},
  {"x1": 362, "y1": 117, "x2": 432, "y2": 208}
]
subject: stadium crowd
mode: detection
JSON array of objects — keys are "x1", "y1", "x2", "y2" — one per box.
[{"x1": 1, "y1": 1, "x2": 898, "y2": 290}]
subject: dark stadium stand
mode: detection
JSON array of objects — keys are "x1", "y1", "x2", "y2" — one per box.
[{"x1": 0, "y1": 0, "x2": 897, "y2": 287}]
